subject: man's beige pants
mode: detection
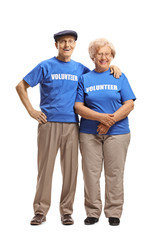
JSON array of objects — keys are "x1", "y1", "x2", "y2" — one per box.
[
  {"x1": 33, "y1": 122, "x2": 79, "y2": 217},
  {"x1": 80, "y1": 133, "x2": 130, "y2": 219}
]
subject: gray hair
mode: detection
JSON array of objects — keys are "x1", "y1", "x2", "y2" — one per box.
[{"x1": 88, "y1": 38, "x2": 116, "y2": 61}]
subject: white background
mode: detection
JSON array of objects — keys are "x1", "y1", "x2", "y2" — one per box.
[{"x1": 1, "y1": 0, "x2": 160, "y2": 239}]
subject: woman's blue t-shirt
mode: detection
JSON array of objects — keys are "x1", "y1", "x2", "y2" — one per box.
[
  {"x1": 23, "y1": 57, "x2": 90, "y2": 122},
  {"x1": 75, "y1": 68, "x2": 136, "y2": 135}
]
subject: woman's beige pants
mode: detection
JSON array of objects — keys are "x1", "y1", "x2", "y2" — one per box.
[
  {"x1": 33, "y1": 122, "x2": 79, "y2": 216},
  {"x1": 80, "y1": 132, "x2": 130, "y2": 219}
]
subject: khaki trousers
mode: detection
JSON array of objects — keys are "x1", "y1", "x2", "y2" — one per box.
[
  {"x1": 33, "y1": 122, "x2": 79, "y2": 216},
  {"x1": 80, "y1": 133, "x2": 130, "y2": 219}
]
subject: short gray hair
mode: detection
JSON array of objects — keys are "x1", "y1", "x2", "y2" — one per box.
[{"x1": 88, "y1": 38, "x2": 116, "y2": 61}]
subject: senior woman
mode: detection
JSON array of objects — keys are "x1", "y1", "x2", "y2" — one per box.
[{"x1": 74, "y1": 38, "x2": 136, "y2": 226}]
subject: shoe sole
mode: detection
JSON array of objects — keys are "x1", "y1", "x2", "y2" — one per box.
[
  {"x1": 30, "y1": 218, "x2": 46, "y2": 225},
  {"x1": 109, "y1": 223, "x2": 119, "y2": 226},
  {"x1": 62, "y1": 221, "x2": 74, "y2": 225},
  {"x1": 109, "y1": 222, "x2": 120, "y2": 226},
  {"x1": 84, "y1": 220, "x2": 99, "y2": 225}
]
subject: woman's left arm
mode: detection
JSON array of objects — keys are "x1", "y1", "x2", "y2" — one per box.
[
  {"x1": 113, "y1": 99, "x2": 134, "y2": 122},
  {"x1": 97, "y1": 99, "x2": 134, "y2": 134}
]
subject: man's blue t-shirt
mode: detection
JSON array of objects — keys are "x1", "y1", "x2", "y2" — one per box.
[
  {"x1": 75, "y1": 68, "x2": 136, "y2": 135},
  {"x1": 23, "y1": 57, "x2": 90, "y2": 122}
]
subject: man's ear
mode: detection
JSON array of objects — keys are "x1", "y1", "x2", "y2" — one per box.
[{"x1": 55, "y1": 42, "x2": 58, "y2": 49}]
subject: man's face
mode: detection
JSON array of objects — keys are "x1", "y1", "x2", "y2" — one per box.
[{"x1": 55, "y1": 35, "x2": 76, "y2": 60}]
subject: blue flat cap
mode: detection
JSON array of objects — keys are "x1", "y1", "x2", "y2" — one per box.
[{"x1": 54, "y1": 30, "x2": 78, "y2": 42}]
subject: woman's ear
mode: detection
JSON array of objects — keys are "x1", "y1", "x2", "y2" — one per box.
[{"x1": 92, "y1": 57, "x2": 95, "y2": 63}]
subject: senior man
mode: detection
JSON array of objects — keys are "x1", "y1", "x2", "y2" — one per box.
[{"x1": 16, "y1": 30, "x2": 121, "y2": 225}]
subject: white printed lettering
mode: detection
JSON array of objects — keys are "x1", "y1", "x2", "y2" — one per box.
[
  {"x1": 86, "y1": 84, "x2": 118, "y2": 93},
  {"x1": 51, "y1": 74, "x2": 78, "y2": 81}
]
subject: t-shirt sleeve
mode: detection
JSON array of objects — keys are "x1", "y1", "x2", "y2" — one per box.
[
  {"x1": 23, "y1": 64, "x2": 44, "y2": 87},
  {"x1": 121, "y1": 75, "x2": 136, "y2": 103},
  {"x1": 75, "y1": 76, "x2": 85, "y2": 103},
  {"x1": 83, "y1": 66, "x2": 90, "y2": 74}
]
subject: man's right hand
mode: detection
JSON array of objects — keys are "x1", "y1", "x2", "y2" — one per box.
[{"x1": 29, "y1": 109, "x2": 47, "y2": 124}]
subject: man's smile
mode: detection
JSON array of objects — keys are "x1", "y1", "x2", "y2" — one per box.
[{"x1": 63, "y1": 48, "x2": 71, "y2": 52}]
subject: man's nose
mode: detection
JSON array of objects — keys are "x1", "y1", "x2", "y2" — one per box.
[{"x1": 64, "y1": 41, "x2": 69, "y2": 47}]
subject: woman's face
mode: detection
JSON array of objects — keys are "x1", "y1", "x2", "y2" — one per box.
[{"x1": 94, "y1": 45, "x2": 112, "y2": 72}]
